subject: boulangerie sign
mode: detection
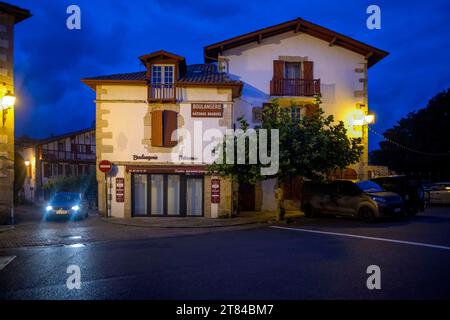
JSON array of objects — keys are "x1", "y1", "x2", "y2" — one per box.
[{"x1": 191, "y1": 103, "x2": 223, "y2": 118}]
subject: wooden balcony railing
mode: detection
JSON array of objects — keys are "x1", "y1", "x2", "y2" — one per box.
[
  {"x1": 148, "y1": 83, "x2": 177, "y2": 102},
  {"x1": 41, "y1": 149, "x2": 96, "y2": 162},
  {"x1": 270, "y1": 78, "x2": 321, "y2": 97}
]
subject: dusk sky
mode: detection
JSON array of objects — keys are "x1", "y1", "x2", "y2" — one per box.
[{"x1": 10, "y1": 0, "x2": 450, "y2": 151}]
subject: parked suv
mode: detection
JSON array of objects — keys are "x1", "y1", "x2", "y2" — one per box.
[
  {"x1": 301, "y1": 180, "x2": 404, "y2": 222},
  {"x1": 370, "y1": 176, "x2": 425, "y2": 215}
]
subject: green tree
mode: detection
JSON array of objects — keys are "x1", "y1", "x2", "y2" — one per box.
[
  {"x1": 370, "y1": 88, "x2": 450, "y2": 180},
  {"x1": 208, "y1": 98, "x2": 363, "y2": 220},
  {"x1": 43, "y1": 172, "x2": 97, "y2": 204}
]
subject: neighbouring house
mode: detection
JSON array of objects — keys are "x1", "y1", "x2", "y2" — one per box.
[
  {"x1": 82, "y1": 17, "x2": 387, "y2": 218},
  {"x1": 0, "y1": 2, "x2": 31, "y2": 224},
  {"x1": 368, "y1": 165, "x2": 395, "y2": 179},
  {"x1": 15, "y1": 127, "x2": 96, "y2": 203}
]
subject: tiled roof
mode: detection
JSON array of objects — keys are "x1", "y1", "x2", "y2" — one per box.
[
  {"x1": 178, "y1": 64, "x2": 241, "y2": 85},
  {"x1": 83, "y1": 64, "x2": 241, "y2": 85},
  {"x1": 84, "y1": 71, "x2": 147, "y2": 81}
]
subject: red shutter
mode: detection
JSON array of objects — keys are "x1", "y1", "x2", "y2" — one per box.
[
  {"x1": 151, "y1": 110, "x2": 163, "y2": 147},
  {"x1": 273, "y1": 60, "x2": 285, "y2": 79},
  {"x1": 163, "y1": 110, "x2": 178, "y2": 147},
  {"x1": 303, "y1": 61, "x2": 314, "y2": 96},
  {"x1": 303, "y1": 61, "x2": 313, "y2": 80}
]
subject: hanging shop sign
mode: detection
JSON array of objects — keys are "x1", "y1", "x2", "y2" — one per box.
[
  {"x1": 211, "y1": 178, "x2": 220, "y2": 204},
  {"x1": 191, "y1": 103, "x2": 223, "y2": 118},
  {"x1": 116, "y1": 178, "x2": 125, "y2": 202}
]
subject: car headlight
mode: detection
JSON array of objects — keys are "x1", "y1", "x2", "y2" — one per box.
[
  {"x1": 371, "y1": 196, "x2": 386, "y2": 203},
  {"x1": 46, "y1": 205, "x2": 53, "y2": 211},
  {"x1": 71, "y1": 205, "x2": 80, "y2": 211}
]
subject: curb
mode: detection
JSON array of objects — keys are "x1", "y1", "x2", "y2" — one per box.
[
  {"x1": 0, "y1": 226, "x2": 14, "y2": 233},
  {"x1": 101, "y1": 217, "x2": 272, "y2": 229}
]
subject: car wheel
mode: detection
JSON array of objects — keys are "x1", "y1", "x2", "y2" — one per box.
[
  {"x1": 359, "y1": 207, "x2": 375, "y2": 223},
  {"x1": 303, "y1": 204, "x2": 315, "y2": 218}
]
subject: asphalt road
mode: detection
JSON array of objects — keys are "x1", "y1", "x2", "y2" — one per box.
[{"x1": 1, "y1": 206, "x2": 450, "y2": 300}]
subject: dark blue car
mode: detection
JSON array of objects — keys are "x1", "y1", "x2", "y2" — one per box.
[{"x1": 44, "y1": 192, "x2": 89, "y2": 221}]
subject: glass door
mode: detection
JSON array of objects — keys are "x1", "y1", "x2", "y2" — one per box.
[
  {"x1": 150, "y1": 174, "x2": 164, "y2": 215},
  {"x1": 186, "y1": 177, "x2": 203, "y2": 216},
  {"x1": 133, "y1": 174, "x2": 148, "y2": 216},
  {"x1": 167, "y1": 175, "x2": 181, "y2": 216}
]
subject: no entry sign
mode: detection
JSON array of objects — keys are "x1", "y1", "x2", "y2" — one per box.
[{"x1": 99, "y1": 160, "x2": 113, "y2": 173}]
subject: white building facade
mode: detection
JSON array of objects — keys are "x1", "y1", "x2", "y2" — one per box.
[{"x1": 83, "y1": 18, "x2": 387, "y2": 218}]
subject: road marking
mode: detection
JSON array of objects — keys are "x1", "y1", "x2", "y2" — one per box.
[
  {"x1": 270, "y1": 226, "x2": 450, "y2": 251},
  {"x1": 0, "y1": 256, "x2": 16, "y2": 270}
]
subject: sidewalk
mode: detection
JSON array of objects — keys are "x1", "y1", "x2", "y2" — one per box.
[
  {"x1": 102, "y1": 210, "x2": 303, "y2": 228},
  {"x1": 0, "y1": 226, "x2": 13, "y2": 233}
]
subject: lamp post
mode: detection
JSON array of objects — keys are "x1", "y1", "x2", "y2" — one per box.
[
  {"x1": 1, "y1": 90, "x2": 16, "y2": 126},
  {"x1": 353, "y1": 111, "x2": 375, "y2": 180}
]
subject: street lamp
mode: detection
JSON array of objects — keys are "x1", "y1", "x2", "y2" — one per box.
[
  {"x1": 1, "y1": 90, "x2": 16, "y2": 126},
  {"x1": 353, "y1": 112, "x2": 375, "y2": 126},
  {"x1": 24, "y1": 160, "x2": 30, "y2": 167}
]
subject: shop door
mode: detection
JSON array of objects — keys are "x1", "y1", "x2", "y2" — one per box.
[
  {"x1": 132, "y1": 174, "x2": 148, "y2": 216},
  {"x1": 186, "y1": 176, "x2": 203, "y2": 216},
  {"x1": 239, "y1": 183, "x2": 255, "y2": 211}
]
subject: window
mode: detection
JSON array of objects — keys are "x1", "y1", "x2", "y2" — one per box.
[
  {"x1": 57, "y1": 142, "x2": 65, "y2": 152},
  {"x1": 252, "y1": 107, "x2": 263, "y2": 123},
  {"x1": 152, "y1": 65, "x2": 162, "y2": 84},
  {"x1": 291, "y1": 106, "x2": 301, "y2": 120},
  {"x1": 152, "y1": 65, "x2": 174, "y2": 85},
  {"x1": 76, "y1": 145, "x2": 86, "y2": 153},
  {"x1": 284, "y1": 62, "x2": 301, "y2": 79},
  {"x1": 132, "y1": 174, "x2": 203, "y2": 217},
  {"x1": 151, "y1": 110, "x2": 178, "y2": 147}
]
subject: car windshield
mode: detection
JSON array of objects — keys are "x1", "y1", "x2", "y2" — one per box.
[
  {"x1": 356, "y1": 180, "x2": 385, "y2": 193},
  {"x1": 52, "y1": 193, "x2": 79, "y2": 202}
]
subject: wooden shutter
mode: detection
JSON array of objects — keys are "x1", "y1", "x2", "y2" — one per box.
[
  {"x1": 303, "y1": 61, "x2": 313, "y2": 80},
  {"x1": 304, "y1": 104, "x2": 319, "y2": 118},
  {"x1": 273, "y1": 60, "x2": 284, "y2": 79},
  {"x1": 151, "y1": 110, "x2": 163, "y2": 147},
  {"x1": 163, "y1": 110, "x2": 178, "y2": 147}
]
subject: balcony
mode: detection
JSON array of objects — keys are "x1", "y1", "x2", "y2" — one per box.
[
  {"x1": 270, "y1": 78, "x2": 321, "y2": 97},
  {"x1": 40, "y1": 149, "x2": 96, "y2": 162},
  {"x1": 148, "y1": 83, "x2": 177, "y2": 103}
]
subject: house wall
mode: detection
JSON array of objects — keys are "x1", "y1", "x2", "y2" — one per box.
[
  {"x1": 0, "y1": 13, "x2": 15, "y2": 224},
  {"x1": 95, "y1": 84, "x2": 234, "y2": 218},
  {"x1": 221, "y1": 31, "x2": 370, "y2": 211}
]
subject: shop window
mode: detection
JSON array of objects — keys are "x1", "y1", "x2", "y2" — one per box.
[
  {"x1": 252, "y1": 107, "x2": 263, "y2": 123},
  {"x1": 151, "y1": 110, "x2": 178, "y2": 147}
]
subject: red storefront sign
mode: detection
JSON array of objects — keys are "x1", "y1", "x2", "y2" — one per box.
[
  {"x1": 125, "y1": 165, "x2": 206, "y2": 174},
  {"x1": 116, "y1": 178, "x2": 125, "y2": 202},
  {"x1": 211, "y1": 178, "x2": 220, "y2": 204}
]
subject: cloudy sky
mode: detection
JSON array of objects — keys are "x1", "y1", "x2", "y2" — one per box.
[{"x1": 10, "y1": 0, "x2": 450, "y2": 150}]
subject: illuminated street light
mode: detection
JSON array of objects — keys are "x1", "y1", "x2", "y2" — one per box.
[
  {"x1": 24, "y1": 160, "x2": 30, "y2": 167},
  {"x1": 364, "y1": 114, "x2": 375, "y2": 124},
  {"x1": 1, "y1": 90, "x2": 16, "y2": 126}
]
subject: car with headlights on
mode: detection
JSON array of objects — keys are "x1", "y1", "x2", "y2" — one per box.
[
  {"x1": 44, "y1": 192, "x2": 88, "y2": 220},
  {"x1": 301, "y1": 180, "x2": 404, "y2": 222}
]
